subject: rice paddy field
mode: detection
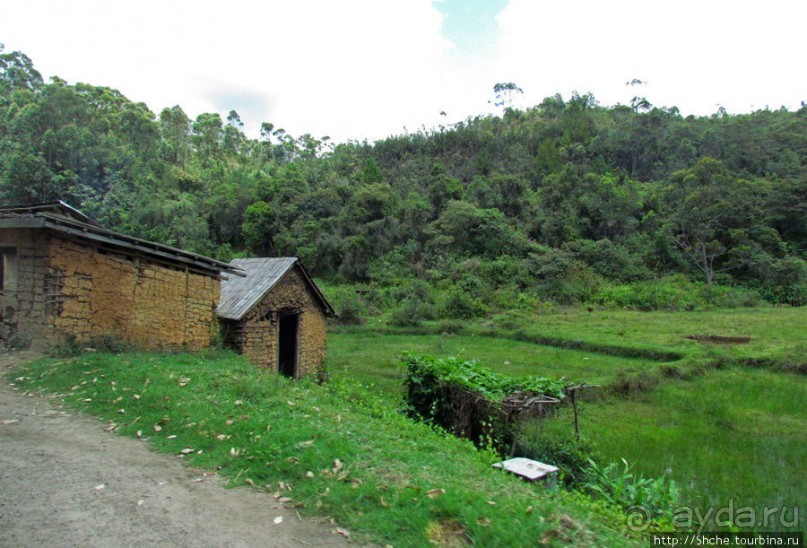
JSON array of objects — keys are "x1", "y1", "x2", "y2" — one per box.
[{"x1": 326, "y1": 306, "x2": 807, "y2": 531}]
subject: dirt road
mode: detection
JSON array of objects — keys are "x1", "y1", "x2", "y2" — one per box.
[{"x1": 0, "y1": 351, "x2": 350, "y2": 547}]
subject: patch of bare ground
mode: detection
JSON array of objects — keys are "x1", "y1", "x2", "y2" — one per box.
[
  {"x1": 685, "y1": 334, "x2": 752, "y2": 344},
  {"x1": 0, "y1": 350, "x2": 351, "y2": 547}
]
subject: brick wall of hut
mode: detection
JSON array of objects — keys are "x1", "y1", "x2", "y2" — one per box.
[
  {"x1": 0, "y1": 229, "x2": 219, "y2": 350},
  {"x1": 222, "y1": 268, "x2": 328, "y2": 378}
]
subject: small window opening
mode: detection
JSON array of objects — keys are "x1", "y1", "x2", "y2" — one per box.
[{"x1": 0, "y1": 248, "x2": 18, "y2": 292}]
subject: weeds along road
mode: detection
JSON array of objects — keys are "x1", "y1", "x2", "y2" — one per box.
[{"x1": 0, "y1": 352, "x2": 349, "y2": 548}]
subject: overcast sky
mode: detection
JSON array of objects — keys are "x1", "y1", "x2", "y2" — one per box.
[{"x1": 2, "y1": 0, "x2": 805, "y2": 143}]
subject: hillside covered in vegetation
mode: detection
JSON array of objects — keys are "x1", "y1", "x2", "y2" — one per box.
[{"x1": 2, "y1": 46, "x2": 805, "y2": 312}]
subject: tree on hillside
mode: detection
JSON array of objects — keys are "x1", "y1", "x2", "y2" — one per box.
[
  {"x1": 159, "y1": 106, "x2": 191, "y2": 166},
  {"x1": 242, "y1": 200, "x2": 276, "y2": 255},
  {"x1": 425, "y1": 200, "x2": 510, "y2": 258},
  {"x1": 2, "y1": 45, "x2": 807, "y2": 305},
  {"x1": 426, "y1": 163, "x2": 463, "y2": 214},
  {"x1": 492, "y1": 82, "x2": 523, "y2": 110},
  {"x1": 191, "y1": 112, "x2": 223, "y2": 164},
  {"x1": 361, "y1": 157, "x2": 383, "y2": 184},
  {"x1": 0, "y1": 45, "x2": 43, "y2": 92},
  {"x1": 223, "y1": 110, "x2": 245, "y2": 154},
  {"x1": 662, "y1": 158, "x2": 758, "y2": 284}
]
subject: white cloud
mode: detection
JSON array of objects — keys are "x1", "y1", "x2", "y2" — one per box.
[
  {"x1": 1, "y1": 0, "x2": 804, "y2": 143},
  {"x1": 495, "y1": 0, "x2": 806, "y2": 114},
  {"x1": 2, "y1": 0, "x2": 462, "y2": 140}
]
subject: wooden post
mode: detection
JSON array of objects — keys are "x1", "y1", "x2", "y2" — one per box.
[{"x1": 564, "y1": 384, "x2": 599, "y2": 440}]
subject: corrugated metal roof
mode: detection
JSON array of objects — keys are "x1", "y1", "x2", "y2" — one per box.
[{"x1": 217, "y1": 257, "x2": 334, "y2": 321}]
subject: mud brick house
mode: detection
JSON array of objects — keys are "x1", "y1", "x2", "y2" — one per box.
[
  {"x1": 216, "y1": 257, "x2": 335, "y2": 379},
  {"x1": 0, "y1": 201, "x2": 240, "y2": 351}
]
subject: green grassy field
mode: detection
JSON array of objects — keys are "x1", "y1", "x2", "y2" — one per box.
[
  {"x1": 326, "y1": 331, "x2": 661, "y2": 397},
  {"x1": 538, "y1": 367, "x2": 807, "y2": 531},
  {"x1": 11, "y1": 306, "x2": 804, "y2": 537},
  {"x1": 11, "y1": 350, "x2": 634, "y2": 547},
  {"x1": 326, "y1": 306, "x2": 807, "y2": 532},
  {"x1": 478, "y1": 307, "x2": 806, "y2": 365}
]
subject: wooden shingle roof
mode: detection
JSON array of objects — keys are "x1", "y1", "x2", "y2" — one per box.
[{"x1": 216, "y1": 257, "x2": 335, "y2": 321}]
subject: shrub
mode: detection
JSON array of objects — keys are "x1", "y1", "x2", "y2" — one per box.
[
  {"x1": 440, "y1": 289, "x2": 489, "y2": 319},
  {"x1": 89, "y1": 334, "x2": 130, "y2": 353},
  {"x1": 487, "y1": 286, "x2": 543, "y2": 313},
  {"x1": 436, "y1": 319, "x2": 465, "y2": 335},
  {"x1": 748, "y1": 255, "x2": 807, "y2": 306},
  {"x1": 336, "y1": 299, "x2": 365, "y2": 325},
  {"x1": 389, "y1": 278, "x2": 435, "y2": 305},
  {"x1": 479, "y1": 256, "x2": 531, "y2": 288},
  {"x1": 389, "y1": 280, "x2": 437, "y2": 326},
  {"x1": 590, "y1": 276, "x2": 700, "y2": 311},
  {"x1": 48, "y1": 333, "x2": 84, "y2": 357},
  {"x1": 696, "y1": 283, "x2": 765, "y2": 308},
  {"x1": 589, "y1": 275, "x2": 768, "y2": 311},
  {"x1": 390, "y1": 298, "x2": 435, "y2": 327},
  {"x1": 401, "y1": 353, "x2": 565, "y2": 454},
  {"x1": 526, "y1": 249, "x2": 605, "y2": 304}
]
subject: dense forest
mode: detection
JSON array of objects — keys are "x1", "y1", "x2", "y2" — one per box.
[{"x1": 1, "y1": 46, "x2": 805, "y2": 315}]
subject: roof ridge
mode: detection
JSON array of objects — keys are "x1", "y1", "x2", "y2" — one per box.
[{"x1": 216, "y1": 257, "x2": 334, "y2": 320}]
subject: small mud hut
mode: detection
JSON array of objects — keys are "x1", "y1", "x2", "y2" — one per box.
[
  {"x1": 0, "y1": 201, "x2": 240, "y2": 351},
  {"x1": 216, "y1": 257, "x2": 335, "y2": 378}
]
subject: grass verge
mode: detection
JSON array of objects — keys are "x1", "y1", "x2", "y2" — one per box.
[{"x1": 10, "y1": 350, "x2": 638, "y2": 547}]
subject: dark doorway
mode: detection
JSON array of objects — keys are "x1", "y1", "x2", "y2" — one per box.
[{"x1": 278, "y1": 313, "x2": 300, "y2": 378}]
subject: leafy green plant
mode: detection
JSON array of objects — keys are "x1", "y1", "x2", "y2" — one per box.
[
  {"x1": 89, "y1": 334, "x2": 131, "y2": 353},
  {"x1": 389, "y1": 282, "x2": 437, "y2": 327},
  {"x1": 402, "y1": 353, "x2": 566, "y2": 403},
  {"x1": 582, "y1": 458, "x2": 680, "y2": 522}
]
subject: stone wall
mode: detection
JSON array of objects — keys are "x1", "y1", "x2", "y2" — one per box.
[
  {"x1": 0, "y1": 227, "x2": 219, "y2": 351},
  {"x1": 46, "y1": 236, "x2": 219, "y2": 350},
  {"x1": 234, "y1": 267, "x2": 328, "y2": 378}
]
